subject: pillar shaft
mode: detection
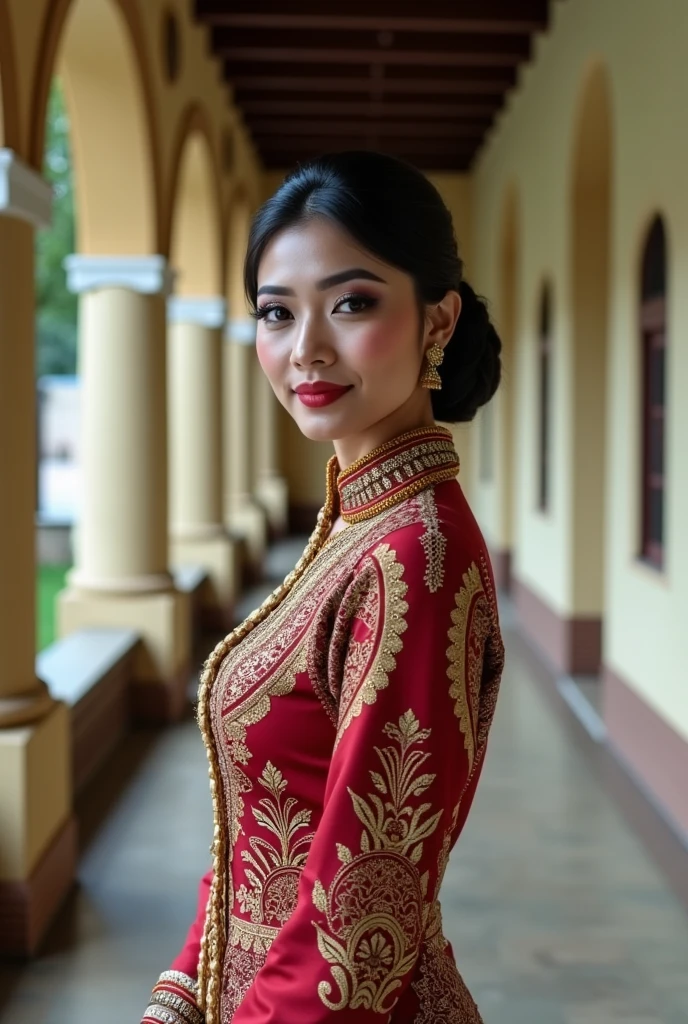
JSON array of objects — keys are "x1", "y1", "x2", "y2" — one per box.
[
  {"x1": 253, "y1": 349, "x2": 289, "y2": 535},
  {"x1": 224, "y1": 319, "x2": 268, "y2": 568},
  {"x1": 168, "y1": 299, "x2": 225, "y2": 538},
  {"x1": 167, "y1": 297, "x2": 237, "y2": 620},
  {"x1": 0, "y1": 151, "x2": 54, "y2": 724},
  {"x1": 66, "y1": 257, "x2": 172, "y2": 592}
]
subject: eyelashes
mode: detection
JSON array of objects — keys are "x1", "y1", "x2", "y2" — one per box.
[{"x1": 253, "y1": 292, "x2": 379, "y2": 323}]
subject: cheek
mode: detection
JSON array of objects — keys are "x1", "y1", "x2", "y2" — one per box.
[
  {"x1": 256, "y1": 338, "x2": 285, "y2": 382},
  {"x1": 351, "y1": 310, "x2": 417, "y2": 372}
]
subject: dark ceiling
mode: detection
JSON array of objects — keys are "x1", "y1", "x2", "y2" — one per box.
[{"x1": 194, "y1": 1, "x2": 557, "y2": 172}]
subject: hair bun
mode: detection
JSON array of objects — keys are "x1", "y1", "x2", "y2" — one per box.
[{"x1": 432, "y1": 281, "x2": 502, "y2": 423}]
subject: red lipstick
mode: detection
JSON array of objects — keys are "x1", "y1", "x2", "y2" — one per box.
[{"x1": 293, "y1": 381, "x2": 353, "y2": 408}]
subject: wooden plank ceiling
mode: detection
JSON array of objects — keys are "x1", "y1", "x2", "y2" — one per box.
[{"x1": 194, "y1": 1, "x2": 555, "y2": 171}]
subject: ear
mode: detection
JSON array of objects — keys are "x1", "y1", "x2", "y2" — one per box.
[{"x1": 423, "y1": 289, "x2": 462, "y2": 350}]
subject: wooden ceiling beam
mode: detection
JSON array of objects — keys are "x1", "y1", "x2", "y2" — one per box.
[
  {"x1": 239, "y1": 100, "x2": 500, "y2": 118},
  {"x1": 195, "y1": 0, "x2": 549, "y2": 34},
  {"x1": 248, "y1": 119, "x2": 487, "y2": 139},
  {"x1": 230, "y1": 73, "x2": 516, "y2": 96},
  {"x1": 253, "y1": 137, "x2": 478, "y2": 155},
  {"x1": 213, "y1": 30, "x2": 530, "y2": 66}
]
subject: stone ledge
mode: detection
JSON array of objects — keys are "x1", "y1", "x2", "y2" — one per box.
[{"x1": 37, "y1": 628, "x2": 139, "y2": 795}]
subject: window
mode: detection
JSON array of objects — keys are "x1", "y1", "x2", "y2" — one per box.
[
  {"x1": 537, "y1": 283, "x2": 553, "y2": 511},
  {"x1": 640, "y1": 216, "x2": 668, "y2": 569}
]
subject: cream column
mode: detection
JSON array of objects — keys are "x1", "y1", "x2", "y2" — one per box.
[
  {"x1": 253, "y1": 350, "x2": 289, "y2": 535},
  {"x1": 0, "y1": 150, "x2": 74, "y2": 955},
  {"x1": 57, "y1": 255, "x2": 191, "y2": 721},
  {"x1": 167, "y1": 296, "x2": 238, "y2": 628},
  {"x1": 224, "y1": 318, "x2": 268, "y2": 572}
]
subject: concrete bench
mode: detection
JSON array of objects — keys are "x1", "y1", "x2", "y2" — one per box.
[{"x1": 37, "y1": 628, "x2": 139, "y2": 796}]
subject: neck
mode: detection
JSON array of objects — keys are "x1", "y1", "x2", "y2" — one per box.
[{"x1": 331, "y1": 393, "x2": 436, "y2": 472}]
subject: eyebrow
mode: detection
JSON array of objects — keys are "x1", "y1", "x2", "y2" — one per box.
[{"x1": 256, "y1": 267, "x2": 387, "y2": 298}]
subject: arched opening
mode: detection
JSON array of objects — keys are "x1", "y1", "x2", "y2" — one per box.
[
  {"x1": 638, "y1": 215, "x2": 668, "y2": 570},
  {"x1": 537, "y1": 282, "x2": 554, "y2": 513},
  {"x1": 32, "y1": 0, "x2": 160, "y2": 650},
  {"x1": 169, "y1": 115, "x2": 223, "y2": 296},
  {"x1": 33, "y1": 0, "x2": 159, "y2": 254},
  {"x1": 569, "y1": 60, "x2": 613, "y2": 671}
]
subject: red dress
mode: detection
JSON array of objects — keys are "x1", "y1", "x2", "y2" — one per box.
[{"x1": 142, "y1": 427, "x2": 504, "y2": 1024}]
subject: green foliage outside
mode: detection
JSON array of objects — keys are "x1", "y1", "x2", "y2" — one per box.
[
  {"x1": 36, "y1": 79, "x2": 78, "y2": 377},
  {"x1": 37, "y1": 564, "x2": 70, "y2": 651}
]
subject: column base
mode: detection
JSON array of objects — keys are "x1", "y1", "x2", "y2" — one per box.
[
  {"x1": 0, "y1": 701, "x2": 75, "y2": 955},
  {"x1": 170, "y1": 530, "x2": 239, "y2": 632},
  {"x1": 256, "y1": 474, "x2": 289, "y2": 537},
  {"x1": 227, "y1": 499, "x2": 268, "y2": 577},
  {"x1": 57, "y1": 587, "x2": 192, "y2": 723}
]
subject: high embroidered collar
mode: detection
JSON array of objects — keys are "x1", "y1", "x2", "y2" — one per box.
[{"x1": 331, "y1": 426, "x2": 460, "y2": 525}]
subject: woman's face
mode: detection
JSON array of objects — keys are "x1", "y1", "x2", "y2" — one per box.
[{"x1": 254, "y1": 217, "x2": 432, "y2": 444}]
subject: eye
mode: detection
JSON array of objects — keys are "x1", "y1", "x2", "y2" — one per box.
[
  {"x1": 333, "y1": 293, "x2": 378, "y2": 314},
  {"x1": 255, "y1": 303, "x2": 293, "y2": 324}
]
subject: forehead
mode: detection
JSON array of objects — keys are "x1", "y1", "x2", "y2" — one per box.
[{"x1": 257, "y1": 217, "x2": 392, "y2": 285}]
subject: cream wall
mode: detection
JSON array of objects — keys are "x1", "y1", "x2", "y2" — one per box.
[{"x1": 472, "y1": 0, "x2": 688, "y2": 740}]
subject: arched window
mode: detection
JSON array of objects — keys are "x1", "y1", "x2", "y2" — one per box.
[
  {"x1": 640, "y1": 216, "x2": 668, "y2": 568},
  {"x1": 537, "y1": 283, "x2": 553, "y2": 511}
]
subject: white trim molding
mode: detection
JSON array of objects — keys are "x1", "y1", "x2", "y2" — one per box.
[
  {"x1": 225, "y1": 317, "x2": 257, "y2": 345},
  {"x1": 167, "y1": 295, "x2": 227, "y2": 329},
  {"x1": 0, "y1": 149, "x2": 52, "y2": 229},
  {"x1": 64, "y1": 254, "x2": 175, "y2": 296}
]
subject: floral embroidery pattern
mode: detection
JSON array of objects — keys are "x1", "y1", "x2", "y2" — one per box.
[
  {"x1": 312, "y1": 711, "x2": 441, "y2": 1013},
  {"x1": 236, "y1": 762, "x2": 315, "y2": 927},
  {"x1": 417, "y1": 489, "x2": 447, "y2": 594},
  {"x1": 222, "y1": 917, "x2": 276, "y2": 1022},
  {"x1": 335, "y1": 544, "x2": 409, "y2": 746},
  {"x1": 446, "y1": 564, "x2": 492, "y2": 773}
]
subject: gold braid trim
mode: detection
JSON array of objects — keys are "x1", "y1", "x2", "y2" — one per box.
[{"x1": 195, "y1": 456, "x2": 338, "y2": 1023}]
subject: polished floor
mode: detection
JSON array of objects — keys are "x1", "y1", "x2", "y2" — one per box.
[{"x1": 2, "y1": 542, "x2": 688, "y2": 1023}]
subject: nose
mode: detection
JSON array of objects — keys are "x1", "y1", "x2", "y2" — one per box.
[{"x1": 289, "y1": 317, "x2": 335, "y2": 370}]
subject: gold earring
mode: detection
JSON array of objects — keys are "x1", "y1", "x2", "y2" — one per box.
[{"x1": 419, "y1": 343, "x2": 444, "y2": 390}]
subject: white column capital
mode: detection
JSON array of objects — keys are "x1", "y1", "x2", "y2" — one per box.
[
  {"x1": 64, "y1": 254, "x2": 175, "y2": 296},
  {"x1": 0, "y1": 148, "x2": 52, "y2": 228},
  {"x1": 225, "y1": 317, "x2": 257, "y2": 346},
  {"x1": 167, "y1": 295, "x2": 227, "y2": 329}
]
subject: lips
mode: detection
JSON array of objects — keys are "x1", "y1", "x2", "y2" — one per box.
[{"x1": 293, "y1": 381, "x2": 353, "y2": 408}]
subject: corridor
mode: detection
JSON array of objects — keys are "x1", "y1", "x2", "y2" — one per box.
[{"x1": 1, "y1": 543, "x2": 687, "y2": 1024}]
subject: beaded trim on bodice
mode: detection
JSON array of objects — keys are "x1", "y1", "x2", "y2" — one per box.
[{"x1": 336, "y1": 426, "x2": 460, "y2": 524}]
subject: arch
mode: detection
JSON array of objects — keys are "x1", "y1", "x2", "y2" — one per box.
[
  {"x1": 225, "y1": 184, "x2": 253, "y2": 319},
  {"x1": 30, "y1": 0, "x2": 160, "y2": 254},
  {"x1": 568, "y1": 58, "x2": 614, "y2": 642},
  {"x1": 638, "y1": 214, "x2": 668, "y2": 569},
  {"x1": 167, "y1": 104, "x2": 223, "y2": 296},
  {"x1": 0, "y1": 2, "x2": 20, "y2": 150}
]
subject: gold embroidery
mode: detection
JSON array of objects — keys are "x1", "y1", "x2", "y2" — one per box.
[
  {"x1": 446, "y1": 564, "x2": 492, "y2": 773},
  {"x1": 417, "y1": 489, "x2": 447, "y2": 593},
  {"x1": 336, "y1": 544, "x2": 409, "y2": 745},
  {"x1": 312, "y1": 711, "x2": 441, "y2": 1013},
  {"x1": 222, "y1": 917, "x2": 277, "y2": 1020},
  {"x1": 221, "y1": 646, "x2": 307, "y2": 846},
  {"x1": 236, "y1": 762, "x2": 314, "y2": 927}
]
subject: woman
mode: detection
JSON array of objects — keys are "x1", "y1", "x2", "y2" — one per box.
[{"x1": 142, "y1": 151, "x2": 504, "y2": 1024}]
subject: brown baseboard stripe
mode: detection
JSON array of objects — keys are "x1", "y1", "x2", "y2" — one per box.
[{"x1": 513, "y1": 576, "x2": 602, "y2": 674}]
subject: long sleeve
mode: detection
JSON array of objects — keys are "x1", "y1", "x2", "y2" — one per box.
[
  {"x1": 170, "y1": 868, "x2": 214, "y2": 976},
  {"x1": 232, "y1": 525, "x2": 501, "y2": 1022},
  {"x1": 140, "y1": 869, "x2": 212, "y2": 1023}
]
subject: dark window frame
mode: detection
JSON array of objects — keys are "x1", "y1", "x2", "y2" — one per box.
[
  {"x1": 537, "y1": 284, "x2": 553, "y2": 512},
  {"x1": 639, "y1": 218, "x2": 667, "y2": 570}
]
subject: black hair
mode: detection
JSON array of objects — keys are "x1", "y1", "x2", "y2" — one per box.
[{"x1": 244, "y1": 151, "x2": 501, "y2": 423}]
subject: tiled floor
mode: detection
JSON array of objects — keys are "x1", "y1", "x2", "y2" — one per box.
[{"x1": 2, "y1": 541, "x2": 688, "y2": 1023}]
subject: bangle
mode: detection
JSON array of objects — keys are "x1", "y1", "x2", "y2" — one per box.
[{"x1": 142, "y1": 970, "x2": 204, "y2": 1024}]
